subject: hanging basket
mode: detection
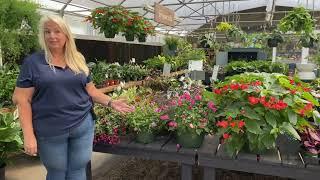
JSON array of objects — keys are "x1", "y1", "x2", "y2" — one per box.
[
  {"x1": 135, "y1": 131, "x2": 154, "y2": 144},
  {"x1": 267, "y1": 38, "x2": 279, "y2": 47},
  {"x1": 176, "y1": 128, "x2": 204, "y2": 148}
]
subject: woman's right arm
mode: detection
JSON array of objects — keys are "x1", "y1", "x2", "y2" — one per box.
[{"x1": 12, "y1": 87, "x2": 37, "y2": 156}]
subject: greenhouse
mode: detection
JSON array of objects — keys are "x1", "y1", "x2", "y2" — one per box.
[{"x1": 1, "y1": 0, "x2": 320, "y2": 180}]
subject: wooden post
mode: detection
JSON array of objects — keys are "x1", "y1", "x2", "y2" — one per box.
[
  {"x1": 181, "y1": 163, "x2": 192, "y2": 180},
  {"x1": 203, "y1": 167, "x2": 216, "y2": 180},
  {"x1": 272, "y1": 47, "x2": 277, "y2": 63}
]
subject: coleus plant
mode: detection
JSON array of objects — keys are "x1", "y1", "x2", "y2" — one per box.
[
  {"x1": 301, "y1": 127, "x2": 320, "y2": 155},
  {"x1": 212, "y1": 73, "x2": 319, "y2": 155}
]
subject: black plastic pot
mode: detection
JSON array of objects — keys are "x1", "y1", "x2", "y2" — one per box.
[
  {"x1": 276, "y1": 134, "x2": 301, "y2": 156},
  {"x1": 104, "y1": 31, "x2": 116, "y2": 38},
  {"x1": 138, "y1": 35, "x2": 146, "y2": 42},
  {"x1": 125, "y1": 34, "x2": 135, "y2": 41}
]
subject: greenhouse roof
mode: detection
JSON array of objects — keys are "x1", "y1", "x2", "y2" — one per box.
[{"x1": 34, "y1": 0, "x2": 320, "y2": 36}]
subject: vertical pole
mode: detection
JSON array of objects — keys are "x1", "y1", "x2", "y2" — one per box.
[
  {"x1": 86, "y1": 161, "x2": 92, "y2": 180},
  {"x1": 301, "y1": 47, "x2": 309, "y2": 64},
  {"x1": 203, "y1": 167, "x2": 216, "y2": 180},
  {"x1": 181, "y1": 163, "x2": 192, "y2": 180},
  {"x1": 272, "y1": 47, "x2": 277, "y2": 63}
]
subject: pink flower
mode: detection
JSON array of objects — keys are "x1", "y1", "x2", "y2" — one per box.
[
  {"x1": 190, "y1": 100, "x2": 195, "y2": 105},
  {"x1": 160, "y1": 114, "x2": 169, "y2": 120},
  {"x1": 189, "y1": 123, "x2": 194, "y2": 128},
  {"x1": 155, "y1": 108, "x2": 161, "y2": 113},
  {"x1": 207, "y1": 101, "x2": 217, "y2": 112},
  {"x1": 223, "y1": 133, "x2": 231, "y2": 139},
  {"x1": 195, "y1": 94, "x2": 202, "y2": 101},
  {"x1": 178, "y1": 99, "x2": 183, "y2": 106},
  {"x1": 248, "y1": 96, "x2": 259, "y2": 105},
  {"x1": 168, "y1": 121, "x2": 178, "y2": 128}
]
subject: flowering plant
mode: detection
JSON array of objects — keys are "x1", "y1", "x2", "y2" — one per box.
[
  {"x1": 159, "y1": 86, "x2": 217, "y2": 135},
  {"x1": 126, "y1": 95, "x2": 162, "y2": 133},
  {"x1": 85, "y1": 6, "x2": 129, "y2": 38},
  {"x1": 94, "y1": 105, "x2": 127, "y2": 145},
  {"x1": 212, "y1": 73, "x2": 319, "y2": 155}
]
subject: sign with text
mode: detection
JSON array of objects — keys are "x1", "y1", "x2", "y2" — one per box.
[
  {"x1": 188, "y1": 60, "x2": 203, "y2": 71},
  {"x1": 154, "y1": 3, "x2": 175, "y2": 26},
  {"x1": 163, "y1": 63, "x2": 171, "y2": 76}
]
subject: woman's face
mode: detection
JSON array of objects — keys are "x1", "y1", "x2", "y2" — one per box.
[{"x1": 44, "y1": 21, "x2": 67, "y2": 52}]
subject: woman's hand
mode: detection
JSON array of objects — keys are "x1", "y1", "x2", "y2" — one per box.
[
  {"x1": 24, "y1": 134, "x2": 38, "y2": 156},
  {"x1": 111, "y1": 99, "x2": 134, "y2": 113}
]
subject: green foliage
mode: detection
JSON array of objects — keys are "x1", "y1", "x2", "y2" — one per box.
[
  {"x1": 0, "y1": 0, "x2": 40, "y2": 64},
  {"x1": 224, "y1": 60, "x2": 288, "y2": 76},
  {"x1": 164, "y1": 36, "x2": 180, "y2": 51},
  {"x1": 0, "y1": 111, "x2": 23, "y2": 165},
  {"x1": 213, "y1": 73, "x2": 318, "y2": 155},
  {"x1": 0, "y1": 64, "x2": 19, "y2": 107},
  {"x1": 278, "y1": 7, "x2": 315, "y2": 34}
]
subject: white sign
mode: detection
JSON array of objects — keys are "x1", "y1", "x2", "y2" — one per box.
[
  {"x1": 163, "y1": 63, "x2": 171, "y2": 75},
  {"x1": 188, "y1": 60, "x2": 203, "y2": 71},
  {"x1": 211, "y1": 65, "x2": 220, "y2": 81}
]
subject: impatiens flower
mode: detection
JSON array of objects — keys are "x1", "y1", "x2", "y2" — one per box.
[
  {"x1": 189, "y1": 123, "x2": 194, "y2": 128},
  {"x1": 290, "y1": 89, "x2": 296, "y2": 94},
  {"x1": 289, "y1": 79, "x2": 295, "y2": 85},
  {"x1": 230, "y1": 83, "x2": 240, "y2": 90},
  {"x1": 240, "y1": 84, "x2": 249, "y2": 90},
  {"x1": 227, "y1": 116, "x2": 232, "y2": 121},
  {"x1": 214, "y1": 89, "x2": 222, "y2": 94},
  {"x1": 168, "y1": 121, "x2": 178, "y2": 128},
  {"x1": 217, "y1": 120, "x2": 228, "y2": 128},
  {"x1": 229, "y1": 122, "x2": 236, "y2": 128},
  {"x1": 223, "y1": 133, "x2": 231, "y2": 139},
  {"x1": 238, "y1": 120, "x2": 245, "y2": 128},
  {"x1": 160, "y1": 114, "x2": 169, "y2": 120},
  {"x1": 208, "y1": 101, "x2": 217, "y2": 112},
  {"x1": 248, "y1": 96, "x2": 259, "y2": 105},
  {"x1": 195, "y1": 94, "x2": 202, "y2": 101}
]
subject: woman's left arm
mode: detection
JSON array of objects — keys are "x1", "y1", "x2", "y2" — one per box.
[{"x1": 86, "y1": 82, "x2": 133, "y2": 113}]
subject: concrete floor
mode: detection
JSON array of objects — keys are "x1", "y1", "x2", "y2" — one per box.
[{"x1": 5, "y1": 152, "x2": 127, "y2": 180}]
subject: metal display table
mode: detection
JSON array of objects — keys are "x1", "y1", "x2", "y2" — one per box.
[{"x1": 87, "y1": 135, "x2": 320, "y2": 180}]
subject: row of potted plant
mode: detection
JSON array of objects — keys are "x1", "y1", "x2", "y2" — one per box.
[
  {"x1": 93, "y1": 73, "x2": 320, "y2": 159},
  {"x1": 85, "y1": 6, "x2": 155, "y2": 42},
  {"x1": 90, "y1": 61, "x2": 150, "y2": 87}
]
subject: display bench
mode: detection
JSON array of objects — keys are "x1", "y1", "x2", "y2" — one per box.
[{"x1": 86, "y1": 135, "x2": 320, "y2": 180}]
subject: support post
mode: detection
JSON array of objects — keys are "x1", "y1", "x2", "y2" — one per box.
[
  {"x1": 301, "y1": 47, "x2": 309, "y2": 64},
  {"x1": 203, "y1": 167, "x2": 216, "y2": 180},
  {"x1": 181, "y1": 163, "x2": 192, "y2": 180},
  {"x1": 0, "y1": 44, "x2": 3, "y2": 67},
  {"x1": 86, "y1": 160, "x2": 92, "y2": 180}
]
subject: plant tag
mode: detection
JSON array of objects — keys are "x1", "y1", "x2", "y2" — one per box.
[
  {"x1": 163, "y1": 63, "x2": 171, "y2": 75},
  {"x1": 211, "y1": 65, "x2": 220, "y2": 81},
  {"x1": 188, "y1": 60, "x2": 203, "y2": 71}
]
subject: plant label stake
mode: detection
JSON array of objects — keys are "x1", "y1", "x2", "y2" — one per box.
[
  {"x1": 0, "y1": 44, "x2": 2, "y2": 67},
  {"x1": 272, "y1": 47, "x2": 277, "y2": 63},
  {"x1": 301, "y1": 47, "x2": 309, "y2": 64}
]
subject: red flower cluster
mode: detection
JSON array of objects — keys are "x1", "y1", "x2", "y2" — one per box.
[
  {"x1": 216, "y1": 119, "x2": 246, "y2": 129},
  {"x1": 213, "y1": 81, "x2": 261, "y2": 95},
  {"x1": 298, "y1": 103, "x2": 314, "y2": 116},
  {"x1": 248, "y1": 96, "x2": 288, "y2": 110}
]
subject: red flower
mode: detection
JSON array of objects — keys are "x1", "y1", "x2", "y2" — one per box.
[
  {"x1": 290, "y1": 89, "x2": 296, "y2": 94},
  {"x1": 303, "y1": 88, "x2": 311, "y2": 92},
  {"x1": 168, "y1": 121, "x2": 178, "y2": 128},
  {"x1": 238, "y1": 120, "x2": 245, "y2": 128},
  {"x1": 217, "y1": 120, "x2": 228, "y2": 128},
  {"x1": 223, "y1": 133, "x2": 231, "y2": 139},
  {"x1": 227, "y1": 116, "x2": 232, "y2": 121},
  {"x1": 195, "y1": 94, "x2": 202, "y2": 101},
  {"x1": 289, "y1": 79, "x2": 295, "y2": 85},
  {"x1": 214, "y1": 89, "x2": 222, "y2": 94},
  {"x1": 229, "y1": 122, "x2": 236, "y2": 128},
  {"x1": 248, "y1": 96, "x2": 259, "y2": 105},
  {"x1": 240, "y1": 84, "x2": 249, "y2": 90},
  {"x1": 230, "y1": 83, "x2": 240, "y2": 90}
]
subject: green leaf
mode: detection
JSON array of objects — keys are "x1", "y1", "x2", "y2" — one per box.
[
  {"x1": 280, "y1": 122, "x2": 301, "y2": 141},
  {"x1": 243, "y1": 106, "x2": 261, "y2": 120},
  {"x1": 287, "y1": 109, "x2": 297, "y2": 125},
  {"x1": 261, "y1": 133, "x2": 276, "y2": 149},
  {"x1": 254, "y1": 107, "x2": 265, "y2": 115},
  {"x1": 313, "y1": 110, "x2": 320, "y2": 125},
  {"x1": 302, "y1": 92, "x2": 319, "y2": 106},
  {"x1": 265, "y1": 112, "x2": 277, "y2": 128},
  {"x1": 244, "y1": 119, "x2": 262, "y2": 134},
  {"x1": 283, "y1": 97, "x2": 294, "y2": 106}
]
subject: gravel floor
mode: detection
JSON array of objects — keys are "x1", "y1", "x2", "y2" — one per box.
[{"x1": 95, "y1": 157, "x2": 293, "y2": 180}]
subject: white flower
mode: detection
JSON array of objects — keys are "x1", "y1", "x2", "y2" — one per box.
[
  {"x1": 179, "y1": 76, "x2": 185, "y2": 82},
  {"x1": 116, "y1": 85, "x2": 121, "y2": 92},
  {"x1": 134, "y1": 127, "x2": 138, "y2": 131},
  {"x1": 150, "y1": 122, "x2": 157, "y2": 127},
  {"x1": 105, "y1": 73, "x2": 109, "y2": 79},
  {"x1": 120, "y1": 81, "x2": 125, "y2": 88}
]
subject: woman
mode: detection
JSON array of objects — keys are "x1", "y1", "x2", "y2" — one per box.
[{"x1": 12, "y1": 15, "x2": 133, "y2": 180}]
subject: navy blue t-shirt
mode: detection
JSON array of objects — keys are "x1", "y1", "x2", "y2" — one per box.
[{"x1": 16, "y1": 52, "x2": 93, "y2": 137}]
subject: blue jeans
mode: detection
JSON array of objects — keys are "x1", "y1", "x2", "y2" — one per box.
[{"x1": 37, "y1": 113, "x2": 94, "y2": 180}]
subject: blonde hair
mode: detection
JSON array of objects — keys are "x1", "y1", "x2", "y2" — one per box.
[{"x1": 38, "y1": 15, "x2": 89, "y2": 75}]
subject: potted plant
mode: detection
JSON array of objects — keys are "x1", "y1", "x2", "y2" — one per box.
[
  {"x1": 212, "y1": 73, "x2": 319, "y2": 155},
  {"x1": 137, "y1": 18, "x2": 155, "y2": 42},
  {"x1": 300, "y1": 127, "x2": 320, "y2": 165},
  {"x1": 126, "y1": 95, "x2": 162, "y2": 144},
  {"x1": 164, "y1": 36, "x2": 180, "y2": 53},
  {"x1": 86, "y1": 6, "x2": 129, "y2": 38},
  {"x1": 0, "y1": 64, "x2": 19, "y2": 107},
  {"x1": 0, "y1": 111, "x2": 23, "y2": 179},
  {"x1": 267, "y1": 30, "x2": 284, "y2": 47},
  {"x1": 159, "y1": 81, "x2": 217, "y2": 148}
]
